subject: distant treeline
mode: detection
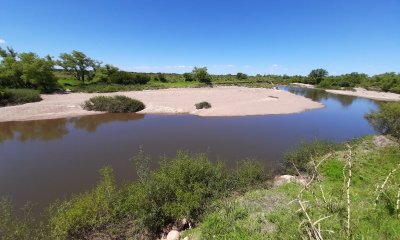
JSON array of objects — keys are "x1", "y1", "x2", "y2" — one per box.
[{"x1": 1, "y1": 47, "x2": 399, "y2": 94}]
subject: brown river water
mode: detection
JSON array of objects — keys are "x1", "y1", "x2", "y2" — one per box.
[{"x1": 0, "y1": 86, "x2": 379, "y2": 213}]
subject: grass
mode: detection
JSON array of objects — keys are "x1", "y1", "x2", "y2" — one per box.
[
  {"x1": 82, "y1": 95, "x2": 145, "y2": 113},
  {"x1": 183, "y1": 136, "x2": 400, "y2": 240},
  {"x1": 0, "y1": 88, "x2": 42, "y2": 106}
]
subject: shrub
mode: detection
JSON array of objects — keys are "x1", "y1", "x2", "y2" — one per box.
[
  {"x1": 83, "y1": 95, "x2": 145, "y2": 113},
  {"x1": 49, "y1": 167, "x2": 117, "y2": 239},
  {"x1": 192, "y1": 67, "x2": 212, "y2": 84},
  {"x1": 155, "y1": 72, "x2": 167, "y2": 82},
  {"x1": 118, "y1": 152, "x2": 267, "y2": 233},
  {"x1": 236, "y1": 72, "x2": 248, "y2": 80},
  {"x1": 0, "y1": 88, "x2": 42, "y2": 106},
  {"x1": 109, "y1": 71, "x2": 150, "y2": 85},
  {"x1": 183, "y1": 72, "x2": 194, "y2": 82},
  {"x1": 283, "y1": 140, "x2": 339, "y2": 174},
  {"x1": 365, "y1": 102, "x2": 400, "y2": 139},
  {"x1": 195, "y1": 101, "x2": 211, "y2": 109}
]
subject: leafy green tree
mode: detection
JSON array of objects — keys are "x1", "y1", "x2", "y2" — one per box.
[
  {"x1": 192, "y1": 67, "x2": 211, "y2": 84},
  {"x1": 19, "y1": 53, "x2": 57, "y2": 92},
  {"x1": 308, "y1": 68, "x2": 328, "y2": 84},
  {"x1": 93, "y1": 64, "x2": 119, "y2": 83},
  {"x1": 0, "y1": 47, "x2": 57, "y2": 91},
  {"x1": 236, "y1": 72, "x2": 248, "y2": 80},
  {"x1": 0, "y1": 47, "x2": 23, "y2": 87},
  {"x1": 58, "y1": 50, "x2": 99, "y2": 84}
]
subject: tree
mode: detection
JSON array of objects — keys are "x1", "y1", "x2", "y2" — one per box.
[
  {"x1": 236, "y1": 72, "x2": 248, "y2": 80},
  {"x1": 192, "y1": 67, "x2": 211, "y2": 84},
  {"x1": 308, "y1": 68, "x2": 328, "y2": 84},
  {"x1": 93, "y1": 64, "x2": 119, "y2": 83},
  {"x1": 58, "y1": 51, "x2": 98, "y2": 84},
  {"x1": 0, "y1": 47, "x2": 23, "y2": 88},
  {"x1": 0, "y1": 47, "x2": 57, "y2": 91},
  {"x1": 19, "y1": 53, "x2": 57, "y2": 92}
]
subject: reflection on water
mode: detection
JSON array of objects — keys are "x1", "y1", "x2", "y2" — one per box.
[
  {"x1": 0, "y1": 113, "x2": 145, "y2": 142},
  {"x1": 0, "y1": 87, "x2": 379, "y2": 214},
  {"x1": 279, "y1": 85, "x2": 364, "y2": 107},
  {"x1": 0, "y1": 118, "x2": 68, "y2": 143}
]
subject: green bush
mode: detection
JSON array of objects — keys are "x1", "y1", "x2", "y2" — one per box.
[
  {"x1": 83, "y1": 95, "x2": 145, "y2": 113},
  {"x1": 118, "y1": 152, "x2": 267, "y2": 233},
  {"x1": 155, "y1": 72, "x2": 167, "y2": 82},
  {"x1": 283, "y1": 140, "x2": 339, "y2": 174},
  {"x1": 49, "y1": 167, "x2": 117, "y2": 239},
  {"x1": 365, "y1": 102, "x2": 400, "y2": 139},
  {"x1": 10, "y1": 152, "x2": 267, "y2": 239},
  {"x1": 195, "y1": 101, "x2": 211, "y2": 109},
  {"x1": 109, "y1": 71, "x2": 150, "y2": 85},
  {"x1": 0, "y1": 88, "x2": 42, "y2": 106}
]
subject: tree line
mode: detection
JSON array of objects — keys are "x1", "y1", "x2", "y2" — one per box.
[{"x1": 1, "y1": 47, "x2": 399, "y2": 94}]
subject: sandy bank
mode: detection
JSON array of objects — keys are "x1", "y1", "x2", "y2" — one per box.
[
  {"x1": 326, "y1": 88, "x2": 400, "y2": 101},
  {"x1": 0, "y1": 86, "x2": 324, "y2": 122}
]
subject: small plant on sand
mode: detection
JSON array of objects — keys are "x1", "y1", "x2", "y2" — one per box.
[
  {"x1": 195, "y1": 101, "x2": 211, "y2": 109},
  {"x1": 83, "y1": 95, "x2": 145, "y2": 113}
]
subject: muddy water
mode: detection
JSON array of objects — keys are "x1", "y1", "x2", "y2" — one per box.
[{"x1": 0, "y1": 87, "x2": 378, "y2": 212}]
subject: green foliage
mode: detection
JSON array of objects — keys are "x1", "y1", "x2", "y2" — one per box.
[
  {"x1": 361, "y1": 72, "x2": 400, "y2": 93},
  {"x1": 0, "y1": 47, "x2": 58, "y2": 92},
  {"x1": 49, "y1": 167, "x2": 117, "y2": 239},
  {"x1": 58, "y1": 50, "x2": 100, "y2": 83},
  {"x1": 155, "y1": 72, "x2": 167, "y2": 82},
  {"x1": 236, "y1": 72, "x2": 248, "y2": 80},
  {"x1": 308, "y1": 68, "x2": 328, "y2": 84},
  {"x1": 0, "y1": 88, "x2": 42, "y2": 106},
  {"x1": 365, "y1": 102, "x2": 400, "y2": 139},
  {"x1": 109, "y1": 71, "x2": 150, "y2": 85},
  {"x1": 83, "y1": 95, "x2": 145, "y2": 113},
  {"x1": 318, "y1": 72, "x2": 368, "y2": 89},
  {"x1": 284, "y1": 140, "x2": 339, "y2": 174},
  {"x1": 195, "y1": 101, "x2": 212, "y2": 109},
  {"x1": 119, "y1": 152, "x2": 268, "y2": 233},
  {"x1": 0, "y1": 198, "x2": 48, "y2": 240},
  {"x1": 93, "y1": 64, "x2": 119, "y2": 83},
  {"x1": 183, "y1": 72, "x2": 194, "y2": 82},
  {"x1": 192, "y1": 67, "x2": 212, "y2": 84}
]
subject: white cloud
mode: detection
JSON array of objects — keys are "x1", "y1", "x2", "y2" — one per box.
[
  {"x1": 0, "y1": 38, "x2": 5, "y2": 44},
  {"x1": 272, "y1": 64, "x2": 278, "y2": 68}
]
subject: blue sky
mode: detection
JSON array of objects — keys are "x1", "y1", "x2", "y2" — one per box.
[{"x1": 0, "y1": 0, "x2": 399, "y2": 75}]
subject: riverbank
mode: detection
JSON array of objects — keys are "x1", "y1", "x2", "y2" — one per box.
[
  {"x1": 326, "y1": 87, "x2": 400, "y2": 101},
  {"x1": 0, "y1": 86, "x2": 323, "y2": 122}
]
